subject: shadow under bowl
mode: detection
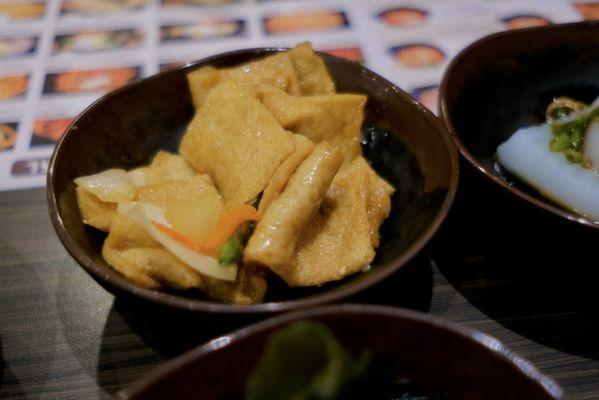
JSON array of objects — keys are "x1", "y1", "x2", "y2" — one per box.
[
  {"x1": 440, "y1": 21, "x2": 599, "y2": 229},
  {"x1": 48, "y1": 48, "x2": 458, "y2": 313},
  {"x1": 117, "y1": 304, "x2": 563, "y2": 400}
]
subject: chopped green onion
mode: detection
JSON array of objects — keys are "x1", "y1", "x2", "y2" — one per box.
[
  {"x1": 549, "y1": 102, "x2": 599, "y2": 166},
  {"x1": 549, "y1": 133, "x2": 570, "y2": 151},
  {"x1": 571, "y1": 129, "x2": 582, "y2": 148},
  {"x1": 566, "y1": 149, "x2": 583, "y2": 163},
  {"x1": 218, "y1": 237, "x2": 243, "y2": 266}
]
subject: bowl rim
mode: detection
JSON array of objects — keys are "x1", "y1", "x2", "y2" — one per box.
[
  {"x1": 116, "y1": 303, "x2": 564, "y2": 400},
  {"x1": 439, "y1": 21, "x2": 599, "y2": 230},
  {"x1": 47, "y1": 47, "x2": 459, "y2": 314}
]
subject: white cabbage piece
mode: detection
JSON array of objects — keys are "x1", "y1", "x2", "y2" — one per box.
[
  {"x1": 74, "y1": 169, "x2": 136, "y2": 203},
  {"x1": 119, "y1": 202, "x2": 237, "y2": 281}
]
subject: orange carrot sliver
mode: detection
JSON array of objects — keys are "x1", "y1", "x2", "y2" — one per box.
[
  {"x1": 202, "y1": 204, "x2": 261, "y2": 250},
  {"x1": 152, "y1": 221, "x2": 219, "y2": 257},
  {"x1": 152, "y1": 204, "x2": 260, "y2": 258}
]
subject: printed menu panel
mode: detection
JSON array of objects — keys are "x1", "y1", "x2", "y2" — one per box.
[{"x1": 0, "y1": 0, "x2": 590, "y2": 192}]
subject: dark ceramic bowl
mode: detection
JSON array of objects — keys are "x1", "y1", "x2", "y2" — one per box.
[
  {"x1": 118, "y1": 304, "x2": 563, "y2": 399},
  {"x1": 48, "y1": 48, "x2": 458, "y2": 313},
  {"x1": 440, "y1": 21, "x2": 599, "y2": 229}
]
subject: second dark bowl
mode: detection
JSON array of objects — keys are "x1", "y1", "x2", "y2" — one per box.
[
  {"x1": 118, "y1": 304, "x2": 563, "y2": 400},
  {"x1": 440, "y1": 21, "x2": 599, "y2": 229},
  {"x1": 48, "y1": 48, "x2": 458, "y2": 313}
]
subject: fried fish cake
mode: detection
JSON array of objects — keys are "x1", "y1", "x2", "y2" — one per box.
[
  {"x1": 75, "y1": 186, "x2": 117, "y2": 232},
  {"x1": 203, "y1": 265, "x2": 267, "y2": 305},
  {"x1": 244, "y1": 142, "x2": 343, "y2": 274},
  {"x1": 287, "y1": 41, "x2": 335, "y2": 95},
  {"x1": 259, "y1": 88, "x2": 366, "y2": 162},
  {"x1": 180, "y1": 80, "x2": 295, "y2": 205},
  {"x1": 258, "y1": 134, "x2": 315, "y2": 214},
  {"x1": 187, "y1": 52, "x2": 300, "y2": 108},
  {"x1": 127, "y1": 151, "x2": 195, "y2": 187},
  {"x1": 187, "y1": 42, "x2": 335, "y2": 108},
  {"x1": 365, "y1": 163, "x2": 395, "y2": 248},
  {"x1": 284, "y1": 157, "x2": 393, "y2": 286},
  {"x1": 102, "y1": 214, "x2": 204, "y2": 290}
]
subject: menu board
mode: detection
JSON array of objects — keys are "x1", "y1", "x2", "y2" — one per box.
[{"x1": 0, "y1": 0, "x2": 594, "y2": 192}]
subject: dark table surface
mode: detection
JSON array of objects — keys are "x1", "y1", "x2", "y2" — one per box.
[{"x1": 1, "y1": 168, "x2": 599, "y2": 399}]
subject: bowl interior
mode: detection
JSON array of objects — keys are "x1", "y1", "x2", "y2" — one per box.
[
  {"x1": 441, "y1": 21, "x2": 599, "y2": 226},
  {"x1": 118, "y1": 305, "x2": 562, "y2": 400},
  {"x1": 49, "y1": 49, "x2": 456, "y2": 312}
]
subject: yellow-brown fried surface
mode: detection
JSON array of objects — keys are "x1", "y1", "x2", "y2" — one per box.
[
  {"x1": 259, "y1": 88, "x2": 366, "y2": 162},
  {"x1": 203, "y1": 265, "x2": 267, "y2": 304},
  {"x1": 75, "y1": 186, "x2": 117, "y2": 232},
  {"x1": 284, "y1": 157, "x2": 393, "y2": 286},
  {"x1": 287, "y1": 42, "x2": 336, "y2": 95},
  {"x1": 187, "y1": 52, "x2": 300, "y2": 108},
  {"x1": 103, "y1": 214, "x2": 204, "y2": 290},
  {"x1": 180, "y1": 80, "x2": 295, "y2": 205},
  {"x1": 244, "y1": 141, "x2": 343, "y2": 275},
  {"x1": 258, "y1": 134, "x2": 315, "y2": 214},
  {"x1": 127, "y1": 151, "x2": 195, "y2": 187}
]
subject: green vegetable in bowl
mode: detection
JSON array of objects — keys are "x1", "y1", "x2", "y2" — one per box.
[
  {"x1": 245, "y1": 321, "x2": 447, "y2": 400},
  {"x1": 548, "y1": 97, "x2": 599, "y2": 165},
  {"x1": 245, "y1": 321, "x2": 360, "y2": 400},
  {"x1": 218, "y1": 236, "x2": 243, "y2": 265}
]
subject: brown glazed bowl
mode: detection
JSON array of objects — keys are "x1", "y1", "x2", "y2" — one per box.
[
  {"x1": 440, "y1": 21, "x2": 599, "y2": 229},
  {"x1": 47, "y1": 48, "x2": 458, "y2": 313},
  {"x1": 118, "y1": 304, "x2": 563, "y2": 399}
]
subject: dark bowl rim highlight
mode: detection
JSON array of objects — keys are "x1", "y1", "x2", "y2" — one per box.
[
  {"x1": 47, "y1": 47, "x2": 459, "y2": 314},
  {"x1": 439, "y1": 21, "x2": 599, "y2": 230},
  {"x1": 116, "y1": 303, "x2": 564, "y2": 400}
]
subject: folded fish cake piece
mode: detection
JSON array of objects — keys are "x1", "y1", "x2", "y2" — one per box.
[
  {"x1": 187, "y1": 42, "x2": 335, "y2": 108},
  {"x1": 365, "y1": 162, "x2": 395, "y2": 248},
  {"x1": 187, "y1": 52, "x2": 300, "y2": 108},
  {"x1": 76, "y1": 186, "x2": 117, "y2": 232},
  {"x1": 103, "y1": 214, "x2": 204, "y2": 290},
  {"x1": 287, "y1": 41, "x2": 335, "y2": 95},
  {"x1": 107, "y1": 247, "x2": 204, "y2": 290},
  {"x1": 259, "y1": 88, "x2": 366, "y2": 162},
  {"x1": 244, "y1": 141, "x2": 343, "y2": 275},
  {"x1": 103, "y1": 245, "x2": 160, "y2": 289},
  {"x1": 258, "y1": 88, "x2": 318, "y2": 127},
  {"x1": 284, "y1": 157, "x2": 393, "y2": 287},
  {"x1": 135, "y1": 175, "x2": 217, "y2": 208},
  {"x1": 203, "y1": 265, "x2": 267, "y2": 305},
  {"x1": 258, "y1": 134, "x2": 315, "y2": 214},
  {"x1": 127, "y1": 151, "x2": 195, "y2": 187},
  {"x1": 180, "y1": 80, "x2": 295, "y2": 205}
]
